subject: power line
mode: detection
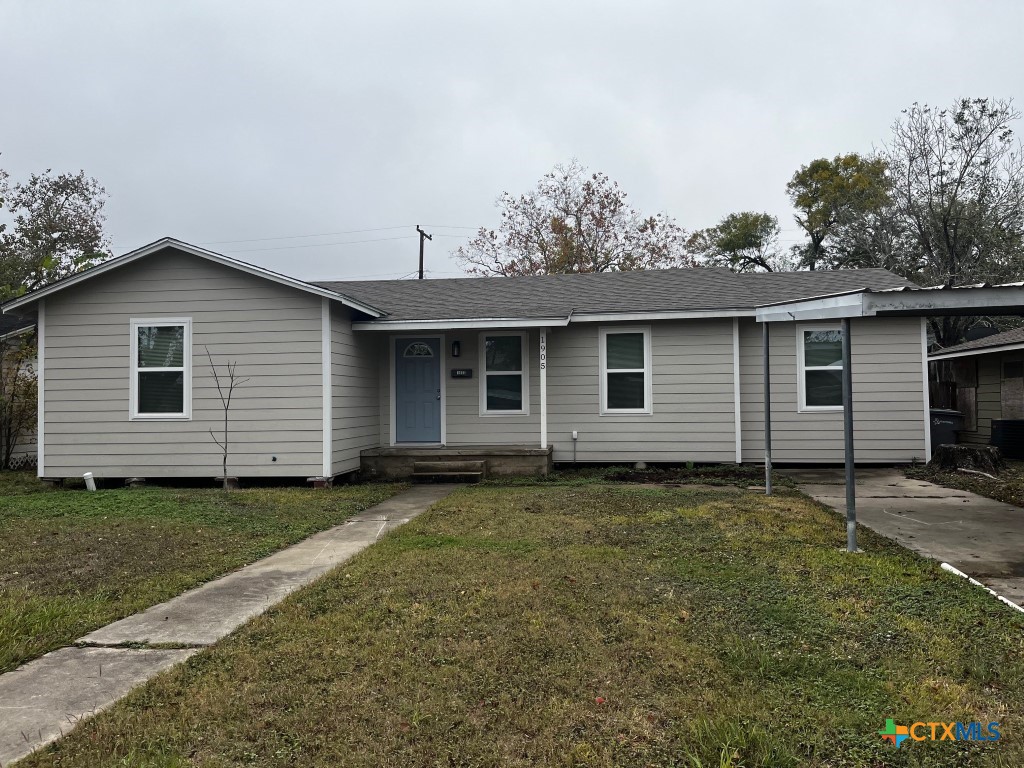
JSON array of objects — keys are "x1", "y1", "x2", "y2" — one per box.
[
  {"x1": 221, "y1": 235, "x2": 418, "y2": 254},
  {"x1": 199, "y1": 225, "x2": 414, "y2": 245},
  {"x1": 113, "y1": 224, "x2": 480, "y2": 251}
]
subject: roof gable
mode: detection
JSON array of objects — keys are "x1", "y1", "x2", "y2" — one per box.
[{"x1": 2, "y1": 238, "x2": 385, "y2": 317}]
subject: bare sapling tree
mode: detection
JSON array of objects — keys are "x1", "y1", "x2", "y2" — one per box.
[{"x1": 205, "y1": 347, "x2": 249, "y2": 489}]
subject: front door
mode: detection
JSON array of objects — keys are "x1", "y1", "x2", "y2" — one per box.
[{"x1": 395, "y1": 337, "x2": 442, "y2": 443}]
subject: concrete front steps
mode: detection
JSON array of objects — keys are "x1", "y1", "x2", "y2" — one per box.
[
  {"x1": 362, "y1": 445, "x2": 552, "y2": 480},
  {"x1": 412, "y1": 460, "x2": 486, "y2": 483}
]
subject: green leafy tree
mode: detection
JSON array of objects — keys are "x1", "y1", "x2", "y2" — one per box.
[
  {"x1": 786, "y1": 153, "x2": 890, "y2": 270},
  {"x1": 0, "y1": 168, "x2": 111, "y2": 300},
  {"x1": 455, "y1": 161, "x2": 693, "y2": 276},
  {"x1": 688, "y1": 211, "x2": 796, "y2": 272},
  {"x1": 0, "y1": 164, "x2": 111, "y2": 467}
]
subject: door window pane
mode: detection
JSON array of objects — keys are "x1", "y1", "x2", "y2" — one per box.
[{"x1": 403, "y1": 342, "x2": 434, "y2": 357}]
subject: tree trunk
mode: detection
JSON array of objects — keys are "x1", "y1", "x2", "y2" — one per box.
[{"x1": 929, "y1": 443, "x2": 1003, "y2": 473}]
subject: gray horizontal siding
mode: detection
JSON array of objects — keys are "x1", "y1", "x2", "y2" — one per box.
[
  {"x1": 447, "y1": 330, "x2": 541, "y2": 446},
  {"x1": 332, "y1": 305, "x2": 380, "y2": 475},
  {"x1": 42, "y1": 248, "x2": 325, "y2": 478},
  {"x1": 548, "y1": 320, "x2": 736, "y2": 463},
  {"x1": 739, "y1": 316, "x2": 927, "y2": 463},
  {"x1": 364, "y1": 316, "x2": 926, "y2": 465}
]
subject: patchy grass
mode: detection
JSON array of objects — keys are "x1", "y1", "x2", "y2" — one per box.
[
  {"x1": 907, "y1": 459, "x2": 1024, "y2": 507},
  {"x1": 21, "y1": 484, "x2": 1024, "y2": 767},
  {"x1": 0, "y1": 472, "x2": 405, "y2": 673}
]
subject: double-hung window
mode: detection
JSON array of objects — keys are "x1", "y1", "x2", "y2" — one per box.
[
  {"x1": 797, "y1": 326, "x2": 844, "y2": 411},
  {"x1": 599, "y1": 327, "x2": 652, "y2": 414},
  {"x1": 480, "y1": 332, "x2": 528, "y2": 414},
  {"x1": 131, "y1": 318, "x2": 191, "y2": 419}
]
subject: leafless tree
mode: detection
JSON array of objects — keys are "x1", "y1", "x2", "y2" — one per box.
[
  {"x1": 205, "y1": 347, "x2": 249, "y2": 489},
  {"x1": 455, "y1": 160, "x2": 693, "y2": 276},
  {"x1": 883, "y1": 98, "x2": 1024, "y2": 346}
]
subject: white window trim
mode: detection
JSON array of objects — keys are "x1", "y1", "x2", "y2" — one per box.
[
  {"x1": 599, "y1": 326, "x2": 653, "y2": 415},
  {"x1": 479, "y1": 331, "x2": 530, "y2": 416},
  {"x1": 796, "y1": 322, "x2": 844, "y2": 413},
  {"x1": 130, "y1": 317, "x2": 192, "y2": 420}
]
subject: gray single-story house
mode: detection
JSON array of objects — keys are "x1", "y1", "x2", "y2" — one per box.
[
  {"x1": 929, "y1": 327, "x2": 1024, "y2": 448},
  {"x1": 1, "y1": 238, "x2": 932, "y2": 481}
]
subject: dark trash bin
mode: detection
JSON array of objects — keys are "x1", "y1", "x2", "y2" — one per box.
[{"x1": 929, "y1": 408, "x2": 962, "y2": 448}]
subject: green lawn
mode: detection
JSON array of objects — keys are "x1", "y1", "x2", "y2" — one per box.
[
  {"x1": 19, "y1": 483, "x2": 1024, "y2": 767},
  {"x1": 0, "y1": 473, "x2": 405, "y2": 673}
]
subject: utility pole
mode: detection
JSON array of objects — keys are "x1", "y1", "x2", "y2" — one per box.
[{"x1": 416, "y1": 225, "x2": 432, "y2": 280}]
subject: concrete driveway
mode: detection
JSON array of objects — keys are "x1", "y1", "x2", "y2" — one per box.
[{"x1": 786, "y1": 467, "x2": 1024, "y2": 607}]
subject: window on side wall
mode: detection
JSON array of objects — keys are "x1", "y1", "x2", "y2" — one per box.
[
  {"x1": 131, "y1": 318, "x2": 192, "y2": 419},
  {"x1": 798, "y1": 326, "x2": 844, "y2": 411},
  {"x1": 480, "y1": 332, "x2": 528, "y2": 415},
  {"x1": 599, "y1": 327, "x2": 652, "y2": 414}
]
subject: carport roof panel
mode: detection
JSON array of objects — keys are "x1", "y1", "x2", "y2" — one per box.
[{"x1": 754, "y1": 283, "x2": 1024, "y2": 322}]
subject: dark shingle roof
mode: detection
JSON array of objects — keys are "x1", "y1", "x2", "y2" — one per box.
[
  {"x1": 931, "y1": 327, "x2": 1024, "y2": 357},
  {"x1": 314, "y1": 267, "x2": 915, "y2": 321},
  {"x1": 0, "y1": 314, "x2": 35, "y2": 337}
]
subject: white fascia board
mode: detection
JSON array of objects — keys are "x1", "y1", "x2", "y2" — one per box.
[
  {"x1": 354, "y1": 308, "x2": 757, "y2": 330},
  {"x1": 929, "y1": 342, "x2": 1024, "y2": 361},
  {"x1": 2, "y1": 237, "x2": 385, "y2": 318},
  {"x1": 569, "y1": 308, "x2": 755, "y2": 322},
  {"x1": 353, "y1": 316, "x2": 571, "y2": 331},
  {"x1": 755, "y1": 292, "x2": 867, "y2": 323}
]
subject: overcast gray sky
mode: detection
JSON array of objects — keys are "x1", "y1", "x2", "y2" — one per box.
[{"x1": 2, "y1": 1, "x2": 1021, "y2": 280}]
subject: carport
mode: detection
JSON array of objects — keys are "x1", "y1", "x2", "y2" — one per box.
[{"x1": 755, "y1": 283, "x2": 1024, "y2": 552}]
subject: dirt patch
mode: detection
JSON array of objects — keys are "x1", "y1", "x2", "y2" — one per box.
[{"x1": 608, "y1": 465, "x2": 792, "y2": 488}]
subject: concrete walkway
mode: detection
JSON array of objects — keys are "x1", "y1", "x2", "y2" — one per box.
[
  {"x1": 787, "y1": 468, "x2": 1024, "y2": 607},
  {"x1": 0, "y1": 483, "x2": 455, "y2": 766}
]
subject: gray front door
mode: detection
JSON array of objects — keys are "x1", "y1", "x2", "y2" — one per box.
[{"x1": 395, "y1": 337, "x2": 442, "y2": 443}]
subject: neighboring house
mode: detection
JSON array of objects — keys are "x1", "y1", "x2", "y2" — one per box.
[
  {"x1": 929, "y1": 328, "x2": 1024, "y2": 447},
  {"x1": 1, "y1": 238, "x2": 931, "y2": 481},
  {"x1": 0, "y1": 314, "x2": 38, "y2": 469}
]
